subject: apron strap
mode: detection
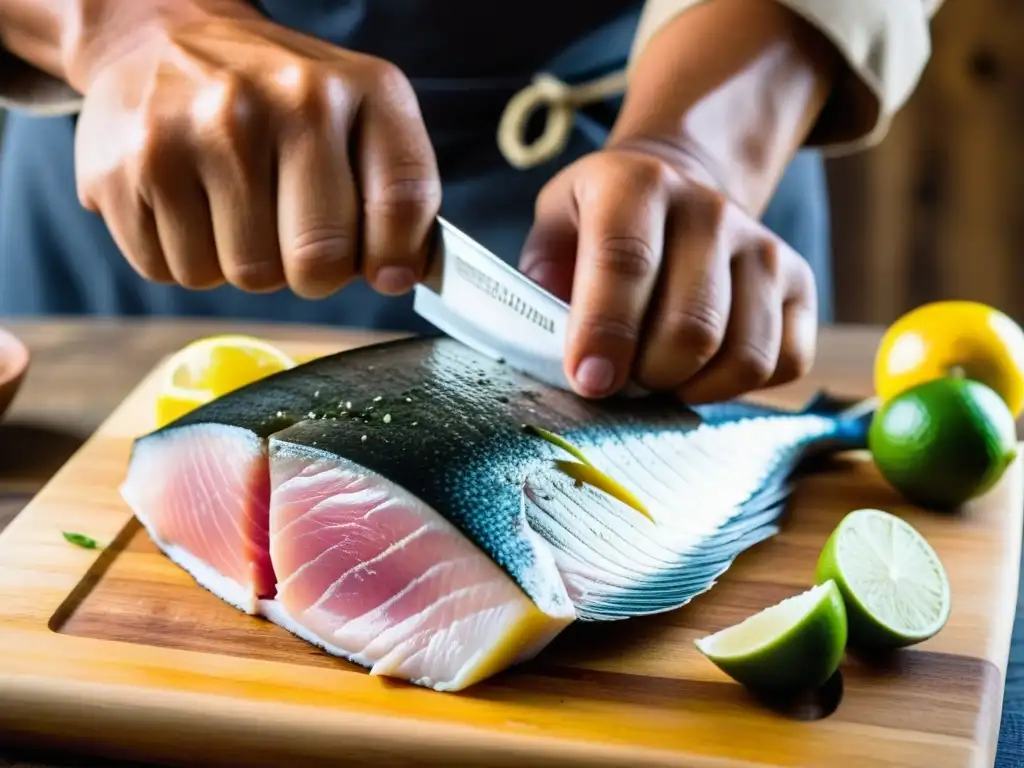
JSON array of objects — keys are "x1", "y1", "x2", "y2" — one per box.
[{"x1": 496, "y1": 69, "x2": 627, "y2": 170}]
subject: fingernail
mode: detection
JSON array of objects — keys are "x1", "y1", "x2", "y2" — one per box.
[
  {"x1": 575, "y1": 356, "x2": 616, "y2": 396},
  {"x1": 375, "y1": 266, "x2": 416, "y2": 295}
]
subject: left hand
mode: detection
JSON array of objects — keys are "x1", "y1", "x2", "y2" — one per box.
[{"x1": 519, "y1": 143, "x2": 818, "y2": 404}]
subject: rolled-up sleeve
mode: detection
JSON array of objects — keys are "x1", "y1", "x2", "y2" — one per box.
[
  {"x1": 628, "y1": 0, "x2": 946, "y2": 156},
  {"x1": 0, "y1": 45, "x2": 82, "y2": 116}
]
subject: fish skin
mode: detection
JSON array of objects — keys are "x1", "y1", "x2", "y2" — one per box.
[
  {"x1": 121, "y1": 335, "x2": 871, "y2": 689},
  {"x1": 523, "y1": 405, "x2": 861, "y2": 621}
]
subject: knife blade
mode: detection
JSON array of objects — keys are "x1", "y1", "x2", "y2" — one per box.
[
  {"x1": 413, "y1": 217, "x2": 648, "y2": 396},
  {"x1": 413, "y1": 216, "x2": 573, "y2": 390}
]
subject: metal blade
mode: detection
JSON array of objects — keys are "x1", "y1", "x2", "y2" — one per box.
[
  {"x1": 414, "y1": 217, "x2": 574, "y2": 390},
  {"x1": 415, "y1": 217, "x2": 649, "y2": 397}
]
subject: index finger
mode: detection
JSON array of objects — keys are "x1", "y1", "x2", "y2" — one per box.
[{"x1": 563, "y1": 157, "x2": 668, "y2": 398}]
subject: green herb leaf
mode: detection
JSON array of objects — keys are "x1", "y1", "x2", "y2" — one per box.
[{"x1": 62, "y1": 531, "x2": 99, "y2": 550}]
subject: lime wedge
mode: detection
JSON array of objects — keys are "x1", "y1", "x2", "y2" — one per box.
[
  {"x1": 815, "y1": 508, "x2": 951, "y2": 650},
  {"x1": 694, "y1": 581, "x2": 847, "y2": 693}
]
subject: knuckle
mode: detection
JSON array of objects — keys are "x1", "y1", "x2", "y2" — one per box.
[
  {"x1": 165, "y1": 251, "x2": 223, "y2": 290},
  {"x1": 225, "y1": 260, "x2": 285, "y2": 292},
  {"x1": 285, "y1": 227, "x2": 356, "y2": 283},
  {"x1": 365, "y1": 173, "x2": 442, "y2": 217},
  {"x1": 684, "y1": 185, "x2": 728, "y2": 231},
  {"x1": 130, "y1": 121, "x2": 190, "y2": 193},
  {"x1": 624, "y1": 154, "x2": 672, "y2": 195},
  {"x1": 582, "y1": 152, "x2": 670, "y2": 202},
  {"x1": 575, "y1": 313, "x2": 642, "y2": 345},
  {"x1": 748, "y1": 240, "x2": 783, "y2": 282},
  {"x1": 132, "y1": 258, "x2": 171, "y2": 284},
  {"x1": 362, "y1": 57, "x2": 414, "y2": 100},
  {"x1": 124, "y1": 245, "x2": 173, "y2": 284},
  {"x1": 793, "y1": 253, "x2": 817, "y2": 294},
  {"x1": 594, "y1": 236, "x2": 658, "y2": 282},
  {"x1": 192, "y1": 75, "x2": 258, "y2": 134},
  {"x1": 660, "y1": 302, "x2": 725, "y2": 361},
  {"x1": 732, "y1": 344, "x2": 777, "y2": 387},
  {"x1": 775, "y1": 346, "x2": 813, "y2": 383},
  {"x1": 130, "y1": 134, "x2": 169, "y2": 189},
  {"x1": 175, "y1": 269, "x2": 222, "y2": 291},
  {"x1": 276, "y1": 62, "x2": 352, "y2": 121}
]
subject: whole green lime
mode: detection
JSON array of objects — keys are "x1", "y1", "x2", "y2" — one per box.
[{"x1": 868, "y1": 377, "x2": 1018, "y2": 510}]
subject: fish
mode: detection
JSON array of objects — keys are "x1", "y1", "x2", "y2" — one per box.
[{"x1": 120, "y1": 335, "x2": 871, "y2": 691}]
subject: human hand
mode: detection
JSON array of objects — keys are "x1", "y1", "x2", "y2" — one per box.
[
  {"x1": 519, "y1": 141, "x2": 818, "y2": 404},
  {"x1": 71, "y1": 1, "x2": 440, "y2": 298}
]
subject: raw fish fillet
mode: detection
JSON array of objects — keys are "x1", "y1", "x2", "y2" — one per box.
[{"x1": 121, "y1": 336, "x2": 870, "y2": 691}]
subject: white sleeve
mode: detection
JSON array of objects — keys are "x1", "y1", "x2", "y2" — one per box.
[{"x1": 628, "y1": 0, "x2": 945, "y2": 156}]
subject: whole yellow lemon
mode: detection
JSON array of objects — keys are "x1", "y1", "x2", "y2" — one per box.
[{"x1": 874, "y1": 301, "x2": 1024, "y2": 417}]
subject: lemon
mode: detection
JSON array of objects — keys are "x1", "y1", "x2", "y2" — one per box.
[
  {"x1": 868, "y1": 377, "x2": 1018, "y2": 510},
  {"x1": 694, "y1": 580, "x2": 847, "y2": 693},
  {"x1": 815, "y1": 508, "x2": 951, "y2": 650},
  {"x1": 154, "y1": 335, "x2": 297, "y2": 428},
  {"x1": 874, "y1": 300, "x2": 1024, "y2": 417}
]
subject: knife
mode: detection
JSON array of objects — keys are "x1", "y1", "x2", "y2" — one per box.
[
  {"x1": 413, "y1": 216, "x2": 572, "y2": 390},
  {"x1": 413, "y1": 217, "x2": 648, "y2": 396}
]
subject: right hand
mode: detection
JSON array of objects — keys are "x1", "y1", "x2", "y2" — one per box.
[{"x1": 70, "y1": 1, "x2": 441, "y2": 299}]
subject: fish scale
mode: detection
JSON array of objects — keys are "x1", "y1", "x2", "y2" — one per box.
[{"x1": 120, "y1": 335, "x2": 872, "y2": 691}]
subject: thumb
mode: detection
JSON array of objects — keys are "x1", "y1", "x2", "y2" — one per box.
[{"x1": 518, "y1": 192, "x2": 579, "y2": 303}]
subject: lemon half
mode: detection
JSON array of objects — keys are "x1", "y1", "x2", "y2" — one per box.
[{"x1": 154, "y1": 334, "x2": 296, "y2": 428}]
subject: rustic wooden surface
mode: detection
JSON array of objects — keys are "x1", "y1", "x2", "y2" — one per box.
[
  {"x1": 826, "y1": 0, "x2": 1024, "y2": 326},
  {"x1": 0, "y1": 319, "x2": 1020, "y2": 767}
]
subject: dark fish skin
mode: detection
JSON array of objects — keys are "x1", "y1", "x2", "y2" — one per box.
[{"x1": 142, "y1": 335, "x2": 872, "y2": 622}]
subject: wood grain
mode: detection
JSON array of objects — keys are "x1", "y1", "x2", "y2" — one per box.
[
  {"x1": 0, "y1": 328, "x2": 1019, "y2": 768},
  {"x1": 827, "y1": 0, "x2": 1024, "y2": 326}
]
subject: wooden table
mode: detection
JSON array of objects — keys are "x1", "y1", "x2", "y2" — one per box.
[{"x1": 0, "y1": 318, "x2": 1021, "y2": 768}]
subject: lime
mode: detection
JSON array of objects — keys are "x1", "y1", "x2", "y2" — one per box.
[
  {"x1": 874, "y1": 300, "x2": 1024, "y2": 417},
  {"x1": 694, "y1": 580, "x2": 847, "y2": 693},
  {"x1": 868, "y1": 377, "x2": 1018, "y2": 510},
  {"x1": 815, "y1": 508, "x2": 950, "y2": 650}
]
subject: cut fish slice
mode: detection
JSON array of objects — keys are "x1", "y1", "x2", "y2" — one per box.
[
  {"x1": 266, "y1": 438, "x2": 572, "y2": 690},
  {"x1": 119, "y1": 336, "x2": 871, "y2": 691},
  {"x1": 121, "y1": 423, "x2": 274, "y2": 613}
]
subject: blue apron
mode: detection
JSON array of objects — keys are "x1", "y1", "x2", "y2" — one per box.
[{"x1": 0, "y1": 0, "x2": 833, "y2": 327}]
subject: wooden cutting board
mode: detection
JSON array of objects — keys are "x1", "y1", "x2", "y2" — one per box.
[{"x1": 0, "y1": 337, "x2": 1019, "y2": 768}]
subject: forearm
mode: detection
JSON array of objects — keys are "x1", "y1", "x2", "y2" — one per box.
[
  {"x1": 0, "y1": 0, "x2": 67, "y2": 83},
  {"x1": 609, "y1": 0, "x2": 840, "y2": 215},
  {"x1": 0, "y1": 0, "x2": 256, "y2": 92}
]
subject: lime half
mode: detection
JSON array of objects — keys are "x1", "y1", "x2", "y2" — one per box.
[
  {"x1": 694, "y1": 581, "x2": 847, "y2": 693},
  {"x1": 816, "y1": 508, "x2": 951, "y2": 650}
]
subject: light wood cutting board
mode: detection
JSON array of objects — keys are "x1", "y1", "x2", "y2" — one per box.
[{"x1": 0, "y1": 336, "x2": 1019, "y2": 768}]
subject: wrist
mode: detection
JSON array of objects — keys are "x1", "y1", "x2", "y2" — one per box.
[
  {"x1": 608, "y1": 0, "x2": 838, "y2": 214},
  {"x1": 60, "y1": 0, "x2": 259, "y2": 93},
  {"x1": 601, "y1": 134, "x2": 730, "y2": 201}
]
